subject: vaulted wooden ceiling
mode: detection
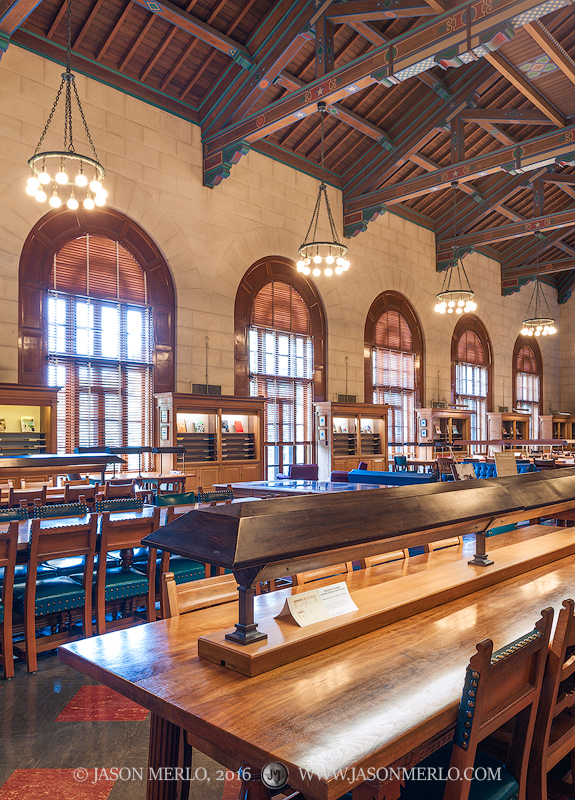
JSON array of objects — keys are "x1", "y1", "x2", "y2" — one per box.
[{"x1": 3, "y1": 0, "x2": 575, "y2": 300}]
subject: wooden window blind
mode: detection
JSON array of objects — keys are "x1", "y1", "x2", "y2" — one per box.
[
  {"x1": 457, "y1": 330, "x2": 485, "y2": 366},
  {"x1": 374, "y1": 310, "x2": 413, "y2": 352},
  {"x1": 455, "y1": 362, "x2": 488, "y2": 440},
  {"x1": 47, "y1": 235, "x2": 152, "y2": 464},
  {"x1": 372, "y1": 348, "x2": 415, "y2": 448},
  {"x1": 251, "y1": 281, "x2": 310, "y2": 334},
  {"x1": 516, "y1": 344, "x2": 538, "y2": 374}
]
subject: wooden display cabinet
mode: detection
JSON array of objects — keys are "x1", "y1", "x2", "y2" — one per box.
[
  {"x1": 416, "y1": 408, "x2": 472, "y2": 458},
  {"x1": 154, "y1": 394, "x2": 264, "y2": 490},
  {"x1": 487, "y1": 412, "x2": 530, "y2": 443},
  {"x1": 0, "y1": 383, "x2": 58, "y2": 456},
  {"x1": 539, "y1": 415, "x2": 575, "y2": 441},
  {"x1": 314, "y1": 402, "x2": 388, "y2": 480}
]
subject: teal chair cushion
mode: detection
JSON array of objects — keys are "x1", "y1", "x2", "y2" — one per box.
[
  {"x1": 154, "y1": 491, "x2": 196, "y2": 506},
  {"x1": 134, "y1": 555, "x2": 205, "y2": 585},
  {"x1": 0, "y1": 600, "x2": 3, "y2": 623},
  {"x1": 94, "y1": 498, "x2": 143, "y2": 513},
  {"x1": 69, "y1": 567, "x2": 148, "y2": 602},
  {"x1": 11, "y1": 563, "x2": 56, "y2": 583},
  {"x1": 13, "y1": 576, "x2": 87, "y2": 616},
  {"x1": 397, "y1": 744, "x2": 518, "y2": 800}
]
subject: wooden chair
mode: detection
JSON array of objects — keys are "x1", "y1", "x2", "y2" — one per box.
[
  {"x1": 292, "y1": 561, "x2": 353, "y2": 586},
  {"x1": 65, "y1": 482, "x2": 99, "y2": 506},
  {"x1": 423, "y1": 535, "x2": 464, "y2": 553},
  {"x1": 8, "y1": 486, "x2": 46, "y2": 509},
  {"x1": 528, "y1": 598, "x2": 575, "y2": 800},
  {"x1": 94, "y1": 497, "x2": 144, "y2": 513},
  {"x1": 534, "y1": 458, "x2": 556, "y2": 471},
  {"x1": 12, "y1": 516, "x2": 98, "y2": 673},
  {"x1": 396, "y1": 608, "x2": 553, "y2": 800},
  {"x1": 91, "y1": 508, "x2": 160, "y2": 635},
  {"x1": 0, "y1": 521, "x2": 18, "y2": 678},
  {"x1": 359, "y1": 549, "x2": 409, "y2": 569},
  {"x1": 161, "y1": 571, "x2": 238, "y2": 618},
  {"x1": 103, "y1": 480, "x2": 136, "y2": 500},
  {"x1": 197, "y1": 487, "x2": 234, "y2": 503},
  {"x1": 436, "y1": 456, "x2": 456, "y2": 481}
]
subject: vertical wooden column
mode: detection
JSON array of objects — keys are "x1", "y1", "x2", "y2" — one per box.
[{"x1": 315, "y1": 15, "x2": 334, "y2": 78}]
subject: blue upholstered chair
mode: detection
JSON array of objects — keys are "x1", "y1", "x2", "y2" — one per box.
[{"x1": 394, "y1": 455, "x2": 408, "y2": 472}]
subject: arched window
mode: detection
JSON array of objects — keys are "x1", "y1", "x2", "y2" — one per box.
[
  {"x1": 364, "y1": 292, "x2": 424, "y2": 454},
  {"x1": 235, "y1": 257, "x2": 326, "y2": 480},
  {"x1": 451, "y1": 317, "x2": 492, "y2": 443},
  {"x1": 19, "y1": 209, "x2": 175, "y2": 465},
  {"x1": 513, "y1": 338, "x2": 543, "y2": 438}
]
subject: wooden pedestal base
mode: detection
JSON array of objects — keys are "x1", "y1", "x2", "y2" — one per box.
[{"x1": 198, "y1": 527, "x2": 575, "y2": 676}]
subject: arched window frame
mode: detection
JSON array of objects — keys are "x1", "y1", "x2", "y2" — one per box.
[
  {"x1": 234, "y1": 256, "x2": 327, "y2": 478},
  {"x1": 364, "y1": 291, "x2": 424, "y2": 453},
  {"x1": 18, "y1": 208, "x2": 175, "y2": 392},
  {"x1": 513, "y1": 337, "x2": 543, "y2": 437},
  {"x1": 450, "y1": 316, "x2": 492, "y2": 442}
]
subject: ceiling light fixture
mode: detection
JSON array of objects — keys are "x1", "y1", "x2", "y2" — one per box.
[
  {"x1": 297, "y1": 101, "x2": 349, "y2": 278},
  {"x1": 520, "y1": 235, "x2": 557, "y2": 337},
  {"x1": 25, "y1": 0, "x2": 106, "y2": 210},
  {"x1": 435, "y1": 182, "x2": 477, "y2": 315}
]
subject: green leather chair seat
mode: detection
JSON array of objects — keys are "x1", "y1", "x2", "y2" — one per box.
[
  {"x1": 69, "y1": 567, "x2": 148, "y2": 602},
  {"x1": 154, "y1": 491, "x2": 196, "y2": 506},
  {"x1": 0, "y1": 600, "x2": 3, "y2": 623},
  {"x1": 11, "y1": 563, "x2": 56, "y2": 584},
  {"x1": 13, "y1": 577, "x2": 87, "y2": 616},
  {"x1": 397, "y1": 744, "x2": 518, "y2": 800},
  {"x1": 134, "y1": 555, "x2": 205, "y2": 586}
]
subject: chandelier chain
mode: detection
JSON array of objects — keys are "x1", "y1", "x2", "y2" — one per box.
[
  {"x1": 33, "y1": 78, "x2": 66, "y2": 156},
  {"x1": 73, "y1": 79, "x2": 101, "y2": 163}
]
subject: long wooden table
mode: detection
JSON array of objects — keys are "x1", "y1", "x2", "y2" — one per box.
[
  {"x1": 0, "y1": 453, "x2": 125, "y2": 487},
  {"x1": 213, "y1": 480, "x2": 393, "y2": 497},
  {"x1": 59, "y1": 525, "x2": 575, "y2": 800}
]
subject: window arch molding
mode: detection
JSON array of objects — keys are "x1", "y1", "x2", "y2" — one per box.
[
  {"x1": 512, "y1": 336, "x2": 543, "y2": 415},
  {"x1": 363, "y1": 291, "x2": 424, "y2": 405},
  {"x1": 450, "y1": 315, "x2": 493, "y2": 411},
  {"x1": 234, "y1": 256, "x2": 327, "y2": 400},
  {"x1": 18, "y1": 207, "x2": 175, "y2": 392}
]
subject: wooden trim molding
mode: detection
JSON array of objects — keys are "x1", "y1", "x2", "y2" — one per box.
[
  {"x1": 450, "y1": 315, "x2": 493, "y2": 413},
  {"x1": 18, "y1": 208, "x2": 176, "y2": 392},
  {"x1": 512, "y1": 335, "x2": 543, "y2": 415},
  {"x1": 234, "y1": 256, "x2": 327, "y2": 400},
  {"x1": 364, "y1": 290, "x2": 424, "y2": 406}
]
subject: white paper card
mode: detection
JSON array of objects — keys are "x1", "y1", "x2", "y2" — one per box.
[{"x1": 276, "y1": 581, "x2": 358, "y2": 627}]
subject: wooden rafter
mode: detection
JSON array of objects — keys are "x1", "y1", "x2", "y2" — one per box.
[
  {"x1": 0, "y1": 0, "x2": 43, "y2": 34},
  {"x1": 326, "y1": 0, "x2": 438, "y2": 23},
  {"x1": 504, "y1": 257, "x2": 575, "y2": 280},
  {"x1": 74, "y1": 0, "x2": 105, "y2": 51},
  {"x1": 438, "y1": 207, "x2": 575, "y2": 250},
  {"x1": 524, "y1": 20, "x2": 575, "y2": 89},
  {"x1": 202, "y1": 0, "x2": 559, "y2": 171},
  {"x1": 96, "y1": 1, "x2": 133, "y2": 63},
  {"x1": 344, "y1": 120, "x2": 575, "y2": 212},
  {"x1": 483, "y1": 52, "x2": 566, "y2": 128},
  {"x1": 458, "y1": 108, "x2": 557, "y2": 125}
]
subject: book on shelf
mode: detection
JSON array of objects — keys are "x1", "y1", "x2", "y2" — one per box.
[
  {"x1": 341, "y1": 424, "x2": 348, "y2": 434},
  {"x1": 194, "y1": 421, "x2": 205, "y2": 433},
  {"x1": 434, "y1": 424, "x2": 441, "y2": 435},
  {"x1": 176, "y1": 420, "x2": 187, "y2": 433},
  {"x1": 362, "y1": 426, "x2": 372, "y2": 433},
  {"x1": 222, "y1": 420, "x2": 229, "y2": 432},
  {"x1": 0, "y1": 419, "x2": 5, "y2": 432},
  {"x1": 21, "y1": 417, "x2": 35, "y2": 432},
  {"x1": 234, "y1": 420, "x2": 244, "y2": 433}
]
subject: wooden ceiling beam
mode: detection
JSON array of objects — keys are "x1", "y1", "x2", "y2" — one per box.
[
  {"x1": 316, "y1": 13, "x2": 334, "y2": 78},
  {"x1": 502, "y1": 257, "x2": 575, "y2": 280},
  {"x1": 556, "y1": 269, "x2": 575, "y2": 303},
  {"x1": 438, "y1": 207, "x2": 575, "y2": 251},
  {"x1": 139, "y1": 27, "x2": 177, "y2": 81},
  {"x1": 541, "y1": 173, "x2": 575, "y2": 186},
  {"x1": 180, "y1": 49, "x2": 218, "y2": 99},
  {"x1": 458, "y1": 108, "x2": 557, "y2": 124},
  {"x1": 73, "y1": 0, "x2": 106, "y2": 52},
  {"x1": 129, "y1": 0, "x2": 254, "y2": 66},
  {"x1": 119, "y1": 12, "x2": 156, "y2": 71},
  {"x1": 483, "y1": 52, "x2": 566, "y2": 127},
  {"x1": 0, "y1": 0, "x2": 42, "y2": 35},
  {"x1": 475, "y1": 119, "x2": 515, "y2": 146},
  {"x1": 524, "y1": 20, "x2": 575, "y2": 89},
  {"x1": 201, "y1": 0, "x2": 335, "y2": 133},
  {"x1": 459, "y1": 173, "x2": 530, "y2": 232},
  {"x1": 344, "y1": 121, "x2": 575, "y2": 213},
  {"x1": 159, "y1": 36, "x2": 198, "y2": 91},
  {"x1": 326, "y1": 0, "x2": 437, "y2": 23},
  {"x1": 46, "y1": 0, "x2": 67, "y2": 40},
  {"x1": 502, "y1": 227, "x2": 569, "y2": 270},
  {"x1": 202, "y1": 0, "x2": 559, "y2": 185}
]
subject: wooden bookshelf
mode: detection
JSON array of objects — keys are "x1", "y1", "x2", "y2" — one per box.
[
  {"x1": 0, "y1": 383, "x2": 58, "y2": 456},
  {"x1": 416, "y1": 407, "x2": 473, "y2": 458},
  {"x1": 488, "y1": 412, "x2": 530, "y2": 443},
  {"x1": 314, "y1": 402, "x2": 388, "y2": 480},
  {"x1": 539, "y1": 415, "x2": 575, "y2": 442},
  {"x1": 154, "y1": 394, "x2": 264, "y2": 490}
]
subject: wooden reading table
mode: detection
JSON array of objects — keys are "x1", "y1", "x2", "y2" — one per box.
[{"x1": 60, "y1": 525, "x2": 575, "y2": 800}]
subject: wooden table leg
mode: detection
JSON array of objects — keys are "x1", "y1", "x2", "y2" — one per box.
[
  {"x1": 146, "y1": 713, "x2": 183, "y2": 800},
  {"x1": 238, "y1": 767, "x2": 272, "y2": 800}
]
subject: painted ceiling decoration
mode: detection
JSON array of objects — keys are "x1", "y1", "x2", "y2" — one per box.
[{"x1": 2, "y1": 0, "x2": 575, "y2": 300}]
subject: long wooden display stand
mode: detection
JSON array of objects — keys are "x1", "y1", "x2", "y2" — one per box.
[{"x1": 144, "y1": 469, "x2": 575, "y2": 675}]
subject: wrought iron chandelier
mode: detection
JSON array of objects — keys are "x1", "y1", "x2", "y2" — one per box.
[
  {"x1": 297, "y1": 101, "x2": 349, "y2": 278},
  {"x1": 434, "y1": 182, "x2": 477, "y2": 315},
  {"x1": 25, "y1": 0, "x2": 106, "y2": 210},
  {"x1": 520, "y1": 236, "x2": 557, "y2": 336}
]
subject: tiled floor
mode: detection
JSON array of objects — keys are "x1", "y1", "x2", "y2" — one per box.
[{"x1": 0, "y1": 653, "x2": 230, "y2": 800}]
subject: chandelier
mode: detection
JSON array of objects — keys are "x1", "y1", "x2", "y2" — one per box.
[
  {"x1": 520, "y1": 236, "x2": 557, "y2": 336},
  {"x1": 25, "y1": 0, "x2": 106, "y2": 210},
  {"x1": 435, "y1": 183, "x2": 477, "y2": 315},
  {"x1": 297, "y1": 101, "x2": 349, "y2": 278}
]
